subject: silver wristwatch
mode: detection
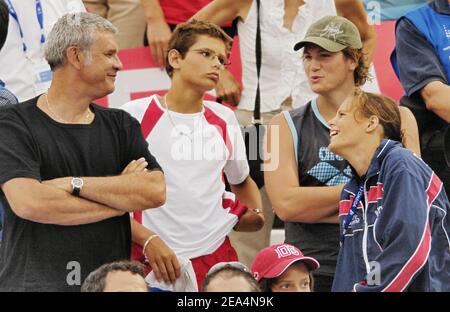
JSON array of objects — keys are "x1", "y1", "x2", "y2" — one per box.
[{"x1": 71, "y1": 177, "x2": 84, "y2": 196}]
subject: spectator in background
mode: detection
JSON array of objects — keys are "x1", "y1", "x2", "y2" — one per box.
[
  {"x1": 192, "y1": 0, "x2": 378, "y2": 269},
  {"x1": 121, "y1": 20, "x2": 264, "y2": 290},
  {"x1": 391, "y1": 0, "x2": 450, "y2": 199},
  {"x1": 81, "y1": 260, "x2": 148, "y2": 292},
  {"x1": 82, "y1": 0, "x2": 146, "y2": 49},
  {"x1": 140, "y1": 0, "x2": 238, "y2": 112},
  {"x1": 0, "y1": 12, "x2": 166, "y2": 291},
  {"x1": 362, "y1": 0, "x2": 426, "y2": 21},
  {"x1": 0, "y1": 0, "x2": 85, "y2": 102},
  {"x1": 140, "y1": 0, "x2": 236, "y2": 69},
  {"x1": 329, "y1": 90, "x2": 450, "y2": 292},
  {"x1": 0, "y1": 0, "x2": 18, "y2": 105},
  {"x1": 193, "y1": 0, "x2": 377, "y2": 107},
  {"x1": 251, "y1": 244, "x2": 319, "y2": 292},
  {"x1": 264, "y1": 16, "x2": 419, "y2": 292},
  {"x1": 0, "y1": 0, "x2": 18, "y2": 245},
  {"x1": 203, "y1": 262, "x2": 261, "y2": 292}
]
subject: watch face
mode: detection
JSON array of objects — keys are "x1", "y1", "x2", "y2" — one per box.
[{"x1": 73, "y1": 178, "x2": 83, "y2": 188}]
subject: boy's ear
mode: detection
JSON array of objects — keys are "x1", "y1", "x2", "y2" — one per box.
[{"x1": 167, "y1": 49, "x2": 182, "y2": 72}]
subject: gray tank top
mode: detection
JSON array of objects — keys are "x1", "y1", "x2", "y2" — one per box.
[{"x1": 283, "y1": 99, "x2": 352, "y2": 276}]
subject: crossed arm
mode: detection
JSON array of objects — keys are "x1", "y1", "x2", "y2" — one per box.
[
  {"x1": 1, "y1": 158, "x2": 166, "y2": 226},
  {"x1": 264, "y1": 113, "x2": 341, "y2": 224}
]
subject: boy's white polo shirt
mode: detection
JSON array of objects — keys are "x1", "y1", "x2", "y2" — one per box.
[{"x1": 121, "y1": 95, "x2": 250, "y2": 259}]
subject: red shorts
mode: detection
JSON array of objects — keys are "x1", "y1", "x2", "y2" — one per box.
[
  {"x1": 133, "y1": 236, "x2": 238, "y2": 290},
  {"x1": 191, "y1": 237, "x2": 238, "y2": 291}
]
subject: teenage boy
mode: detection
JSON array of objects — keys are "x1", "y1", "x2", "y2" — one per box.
[{"x1": 121, "y1": 20, "x2": 264, "y2": 289}]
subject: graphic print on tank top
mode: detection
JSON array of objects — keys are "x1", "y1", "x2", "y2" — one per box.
[
  {"x1": 307, "y1": 146, "x2": 352, "y2": 185},
  {"x1": 287, "y1": 99, "x2": 352, "y2": 188}
]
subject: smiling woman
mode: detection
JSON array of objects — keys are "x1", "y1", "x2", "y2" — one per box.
[
  {"x1": 329, "y1": 90, "x2": 450, "y2": 292},
  {"x1": 328, "y1": 90, "x2": 403, "y2": 175}
]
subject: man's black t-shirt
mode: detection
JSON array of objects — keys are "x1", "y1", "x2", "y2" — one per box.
[{"x1": 0, "y1": 96, "x2": 162, "y2": 291}]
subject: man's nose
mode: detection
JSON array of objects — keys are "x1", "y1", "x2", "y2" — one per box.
[
  {"x1": 310, "y1": 58, "x2": 321, "y2": 70},
  {"x1": 114, "y1": 55, "x2": 123, "y2": 71}
]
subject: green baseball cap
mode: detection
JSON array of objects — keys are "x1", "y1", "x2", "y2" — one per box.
[{"x1": 294, "y1": 15, "x2": 362, "y2": 52}]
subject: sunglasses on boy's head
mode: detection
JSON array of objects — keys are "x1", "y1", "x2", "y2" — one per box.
[{"x1": 206, "y1": 261, "x2": 250, "y2": 277}]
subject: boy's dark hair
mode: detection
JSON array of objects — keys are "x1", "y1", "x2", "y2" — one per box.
[
  {"x1": 81, "y1": 260, "x2": 146, "y2": 292},
  {"x1": 203, "y1": 267, "x2": 261, "y2": 292},
  {"x1": 165, "y1": 19, "x2": 233, "y2": 78},
  {"x1": 0, "y1": 0, "x2": 9, "y2": 51}
]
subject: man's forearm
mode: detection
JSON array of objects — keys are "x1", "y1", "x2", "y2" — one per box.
[
  {"x1": 39, "y1": 192, "x2": 124, "y2": 226},
  {"x1": 45, "y1": 171, "x2": 165, "y2": 212},
  {"x1": 140, "y1": 0, "x2": 165, "y2": 22},
  {"x1": 270, "y1": 185, "x2": 342, "y2": 223},
  {"x1": 80, "y1": 171, "x2": 166, "y2": 212},
  {"x1": 421, "y1": 81, "x2": 450, "y2": 122},
  {"x1": 336, "y1": 0, "x2": 376, "y2": 63},
  {"x1": 362, "y1": 35, "x2": 376, "y2": 64},
  {"x1": 7, "y1": 179, "x2": 124, "y2": 226}
]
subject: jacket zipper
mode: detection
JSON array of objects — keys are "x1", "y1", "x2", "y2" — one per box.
[{"x1": 362, "y1": 179, "x2": 371, "y2": 275}]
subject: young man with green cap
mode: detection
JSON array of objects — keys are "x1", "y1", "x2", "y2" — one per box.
[{"x1": 264, "y1": 15, "x2": 419, "y2": 291}]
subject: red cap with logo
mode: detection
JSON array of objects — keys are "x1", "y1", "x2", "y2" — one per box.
[{"x1": 251, "y1": 244, "x2": 320, "y2": 282}]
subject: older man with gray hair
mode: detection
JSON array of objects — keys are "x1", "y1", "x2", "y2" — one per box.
[{"x1": 0, "y1": 12, "x2": 166, "y2": 292}]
